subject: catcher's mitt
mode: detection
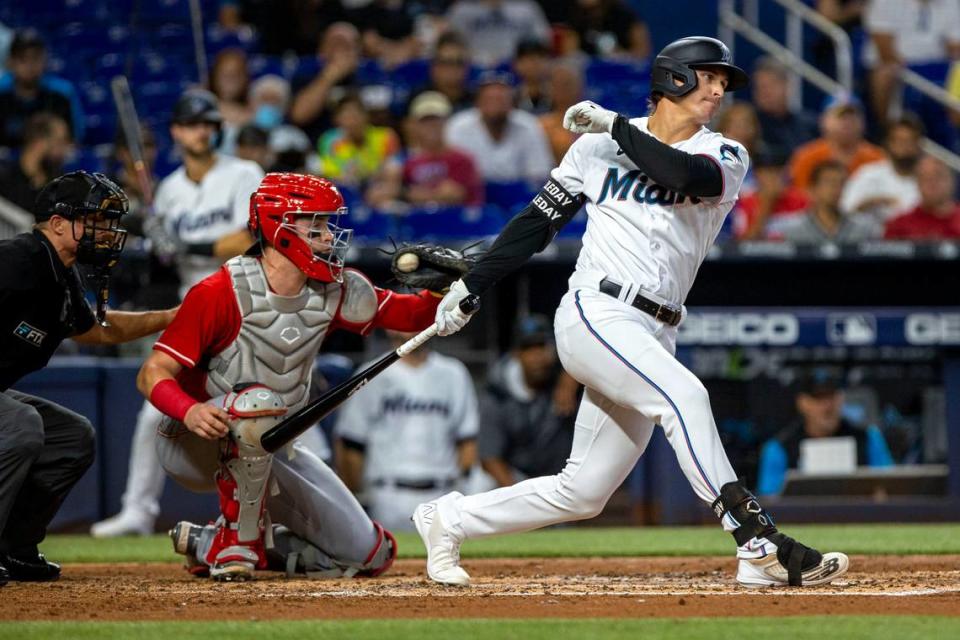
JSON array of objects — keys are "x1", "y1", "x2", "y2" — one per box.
[{"x1": 388, "y1": 242, "x2": 478, "y2": 293}]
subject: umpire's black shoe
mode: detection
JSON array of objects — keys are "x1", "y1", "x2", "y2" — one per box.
[
  {"x1": 1, "y1": 551, "x2": 61, "y2": 582},
  {"x1": 0, "y1": 560, "x2": 9, "y2": 587}
]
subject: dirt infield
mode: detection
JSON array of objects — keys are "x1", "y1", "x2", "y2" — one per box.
[{"x1": 3, "y1": 556, "x2": 959, "y2": 620}]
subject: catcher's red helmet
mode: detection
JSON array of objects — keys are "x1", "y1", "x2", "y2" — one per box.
[{"x1": 249, "y1": 173, "x2": 352, "y2": 282}]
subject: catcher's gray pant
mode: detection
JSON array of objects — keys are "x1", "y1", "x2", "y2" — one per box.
[
  {"x1": 155, "y1": 419, "x2": 377, "y2": 565},
  {"x1": 0, "y1": 390, "x2": 95, "y2": 554}
]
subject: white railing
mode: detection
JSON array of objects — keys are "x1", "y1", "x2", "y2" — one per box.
[
  {"x1": 719, "y1": 0, "x2": 960, "y2": 173},
  {"x1": 719, "y1": 0, "x2": 853, "y2": 110},
  {"x1": 0, "y1": 196, "x2": 32, "y2": 240}
]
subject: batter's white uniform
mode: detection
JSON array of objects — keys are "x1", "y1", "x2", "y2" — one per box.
[
  {"x1": 435, "y1": 117, "x2": 755, "y2": 544},
  {"x1": 336, "y1": 352, "x2": 479, "y2": 531},
  {"x1": 93, "y1": 155, "x2": 269, "y2": 536}
]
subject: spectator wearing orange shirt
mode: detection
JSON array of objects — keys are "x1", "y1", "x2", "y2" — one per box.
[
  {"x1": 789, "y1": 94, "x2": 884, "y2": 191},
  {"x1": 885, "y1": 155, "x2": 960, "y2": 239}
]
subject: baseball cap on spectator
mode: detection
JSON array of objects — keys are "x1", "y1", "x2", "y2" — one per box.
[
  {"x1": 821, "y1": 92, "x2": 863, "y2": 115},
  {"x1": 476, "y1": 70, "x2": 516, "y2": 89},
  {"x1": 269, "y1": 125, "x2": 310, "y2": 154},
  {"x1": 514, "y1": 315, "x2": 554, "y2": 349},
  {"x1": 409, "y1": 91, "x2": 452, "y2": 120},
  {"x1": 753, "y1": 147, "x2": 791, "y2": 169},
  {"x1": 515, "y1": 37, "x2": 550, "y2": 59},
  {"x1": 797, "y1": 366, "x2": 843, "y2": 397},
  {"x1": 10, "y1": 28, "x2": 45, "y2": 57},
  {"x1": 236, "y1": 123, "x2": 269, "y2": 148}
]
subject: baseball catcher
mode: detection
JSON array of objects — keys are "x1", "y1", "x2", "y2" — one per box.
[{"x1": 137, "y1": 173, "x2": 446, "y2": 581}]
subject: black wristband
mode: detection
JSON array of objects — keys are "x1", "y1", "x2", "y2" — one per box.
[{"x1": 184, "y1": 242, "x2": 215, "y2": 257}]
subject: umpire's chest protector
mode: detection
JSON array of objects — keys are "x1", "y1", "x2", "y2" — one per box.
[{"x1": 205, "y1": 256, "x2": 339, "y2": 411}]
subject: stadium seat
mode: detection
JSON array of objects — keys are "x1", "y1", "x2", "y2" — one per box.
[{"x1": 484, "y1": 181, "x2": 536, "y2": 211}]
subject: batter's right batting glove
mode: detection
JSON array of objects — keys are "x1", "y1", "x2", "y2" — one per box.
[
  {"x1": 435, "y1": 279, "x2": 474, "y2": 336},
  {"x1": 563, "y1": 100, "x2": 618, "y2": 135}
]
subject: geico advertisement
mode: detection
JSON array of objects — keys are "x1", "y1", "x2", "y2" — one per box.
[{"x1": 675, "y1": 310, "x2": 960, "y2": 346}]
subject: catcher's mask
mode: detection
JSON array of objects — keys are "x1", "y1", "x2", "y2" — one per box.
[
  {"x1": 249, "y1": 173, "x2": 352, "y2": 283},
  {"x1": 35, "y1": 171, "x2": 129, "y2": 269}
]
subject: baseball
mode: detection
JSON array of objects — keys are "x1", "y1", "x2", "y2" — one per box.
[{"x1": 396, "y1": 253, "x2": 419, "y2": 272}]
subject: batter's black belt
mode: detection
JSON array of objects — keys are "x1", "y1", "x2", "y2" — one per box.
[
  {"x1": 598, "y1": 277, "x2": 683, "y2": 327},
  {"x1": 371, "y1": 478, "x2": 456, "y2": 491}
]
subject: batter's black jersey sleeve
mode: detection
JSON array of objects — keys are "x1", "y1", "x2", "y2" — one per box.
[
  {"x1": 610, "y1": 115, "x2": 723, "y2": 197},
  {"x1": 0, "y1": 231, "x2": 96, "y2": 391}
]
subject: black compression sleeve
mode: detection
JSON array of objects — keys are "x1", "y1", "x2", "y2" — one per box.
[
  {"x1": 610, "y1": 115, "x2": 723, "y2": 197},
  {"x1": 462, "y1": 205, "x2": 554, "y2": 295}
]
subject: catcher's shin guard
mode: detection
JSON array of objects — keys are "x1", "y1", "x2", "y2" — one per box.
[
  {"x1": 206, "y1": 384, "x2": 286, "y2": 581},
  {"x1": 266, "y1": 522, "x2": 397, "y2": 579},
  {"x1": 356, "y1": 522, "x2": 397, "y2": 578},
  {"x1": 712, "y1": 481, "x2": 833, "y2": 586}
]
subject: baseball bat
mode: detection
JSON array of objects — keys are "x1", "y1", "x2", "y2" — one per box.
[
  {"x1": 260, "y1": 294, "x2": 481, "y2": 453},
  {"x1": 110, "y1": 76, "x2": 154, "y2": 207}
]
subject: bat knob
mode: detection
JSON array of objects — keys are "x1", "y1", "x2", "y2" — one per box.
[{"x1": 458, "y1": 294, "x2": 481, "y2": 315}]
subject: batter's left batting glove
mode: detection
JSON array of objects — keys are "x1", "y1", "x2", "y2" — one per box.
[
  {"x1": 435, "y1": 279, "x2": 473, "y2": 336},
  {"x1": 563, "y1": 100, "x2": 618, "y2": 135}
]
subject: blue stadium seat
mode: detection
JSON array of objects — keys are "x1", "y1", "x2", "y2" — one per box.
[
  {"x1": 205, "y1": 24, "x2": 259, "y2": 55},
  {"x1": 484, "y1": 180, "x2": 536, "y2": 211},
  {"x1": 394, "y1": 205, "x2": 505, "y2": 242}
]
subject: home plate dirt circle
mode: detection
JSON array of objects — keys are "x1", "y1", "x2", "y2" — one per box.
[{"x1": 2, "y1": 557, "x2": 959, "y2": 621}]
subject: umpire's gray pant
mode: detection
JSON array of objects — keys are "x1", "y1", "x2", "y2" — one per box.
[{"x1": 0, "y1": 390, "x2": 95, "y2": 554}]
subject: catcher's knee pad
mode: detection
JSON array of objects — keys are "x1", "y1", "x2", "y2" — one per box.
[{"x1": 712, "y1": 481, "x2": 822, "y2": 586}]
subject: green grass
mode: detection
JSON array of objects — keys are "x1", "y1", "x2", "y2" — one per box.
[
  {"x1": 1, "y1": 618, "x2": 957, "y2": 640},
  {"x1": 39, "y1": 523, "x2": 960, "y2": 564}
]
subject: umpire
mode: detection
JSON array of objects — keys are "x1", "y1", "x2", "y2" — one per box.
[{"x1": 0, "y1": 171, "x2": 176, "y2": 586}]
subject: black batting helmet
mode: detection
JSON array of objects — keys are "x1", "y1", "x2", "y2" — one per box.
[
  {"x1": 171, "y1": 89, "x2": 223, "y2": 126},
  {"x1": 650, "y1": 36, "x2": 749, "y2": 98}
]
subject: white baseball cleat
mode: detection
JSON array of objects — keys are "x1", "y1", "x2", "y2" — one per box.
[
  {"x1": 90, "y1": 510, "x2": 154, "y2": 538},
  {"x1": 737, "y1": 551, "x2": 849, "y2": 587},
  {"x1": 412, "y1": 501, "x2": 471, "y2": 586}
]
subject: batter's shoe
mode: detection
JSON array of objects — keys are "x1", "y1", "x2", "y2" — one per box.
[
  {"x1": 0, "y1": 550, "x2": 61, "y2": 582},
  {"x1": 91, "y1": 509, "x2": 154, "y2": 538},
  {"x1": 169, "y1": 521, "x2": 210, "y2": 578},
  {"x1": 737, "y1": 539, "x2": 849, "y2": 587},
  {"x1": 412, "y1": 501, "x2": 470, "y2": 586}
]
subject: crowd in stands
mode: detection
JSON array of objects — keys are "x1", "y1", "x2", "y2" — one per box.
[{"x1": 2, "y1": 1, "x2": 960, "y2": 247}]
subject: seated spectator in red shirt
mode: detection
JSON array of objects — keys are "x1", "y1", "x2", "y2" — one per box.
[
  {"x1": 884, "y1": 155, "x2": 960, "y2": 239},
  {"x1": 366, "y1": 92, "x2": 483, "y2": 209},
  {"x1": 733, "y1": 149, "x2": 810, "y2": 240}
]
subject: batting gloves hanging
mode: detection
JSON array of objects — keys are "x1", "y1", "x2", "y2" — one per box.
[
  {"x1": 435, "y1": 279, "x2": 473, "y2": 336},
  {"x1": 563, "y1": 100, "x2": 618, "y2": 134}
]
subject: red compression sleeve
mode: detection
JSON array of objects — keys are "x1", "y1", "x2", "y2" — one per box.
[{"x1": 150, "y1": 379, "x2": 198, "y2": 422}]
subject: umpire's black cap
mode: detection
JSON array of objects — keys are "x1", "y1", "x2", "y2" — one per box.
[{"x1": 171, "y1": 89, "x2": 223, "y2": 126}]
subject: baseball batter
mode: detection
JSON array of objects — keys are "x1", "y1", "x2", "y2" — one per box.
[
  {"x1": 415, "y1": 37, "x2": 849, "y2": 588},
  {"x1": 138, "y1": 172, "x2": 443, "y2": 581},
  {"x1": 92, "y1": 89, "x2": 266, "y2": 538},
  {"x1": 336, "y1": 330, "x2": 479, "y2": 531}
]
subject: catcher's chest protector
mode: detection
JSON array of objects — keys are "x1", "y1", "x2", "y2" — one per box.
[{"x1": 206, "y1": 256, "x2": 339, "y2": 411}]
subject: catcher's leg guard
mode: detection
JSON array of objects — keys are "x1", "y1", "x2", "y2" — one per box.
[
  {"x1": 205, "y1": 385, "x2": 286, "y2": 582},
  {"x1": 712, "y1": 481, "x2": 847, "y2": 586},
  {"x1": 267, "y1": 522, "x2": 397, "y2": 579}
]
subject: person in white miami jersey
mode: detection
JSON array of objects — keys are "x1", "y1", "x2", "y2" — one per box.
[{"x1": 413, "y1": 36, "x2": 850, "y2": 588}]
